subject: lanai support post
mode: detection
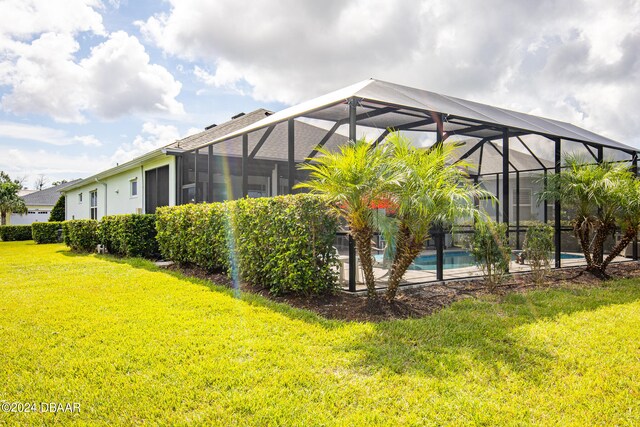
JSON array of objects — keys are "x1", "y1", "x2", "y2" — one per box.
[
  {"x1": 502, "y1": 129, "x2": 510, "y2": 233},
  {"x1": 516, "y1": 170, "x2": 520, "y2": 250},
  {"x1": 554, "y1": 138, "x2": 562, "y2": 268},
  {"x1": 348, "y1": 99, "x2": 357, "y2": 292},
  {"x1": 633, "y1": 153, "x2": 638, "y2": 260},
  {"x1": 435, "y1": 114, "x2": 445, "y2": 281},
  {"x1": 242, "y1": 134, "x2": 248, "y2": 198},
  {"x1": 596, "y1": 146, "x2": 604, "y2": 264},
  {"x1": 287, "y1": 119, "x2": 295, "y2": 195}
]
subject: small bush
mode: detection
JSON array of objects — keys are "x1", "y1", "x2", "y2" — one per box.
[
  {"x1": 63, "y1": 220, "x2": 98, "y2": 252},
  {"x1": 98, "y1": 214, "x2": 158, "y2": 258},
  {"x1": 32, "y1": 222, "x2": 63, "y2": 244},
  {"x1": 155, "y1": 194, "x2": 339, "y2": 295},
  {"x1": 470, "y1": 220, "x2": 511, "y2": 290},
  {"x1": 156, "y1": 203, "x2": 230, "y2": 271},
  {"x1": 49, "y1": 195, "x2": 65, "y2": 222},
  {"x1": 523, "y1": 223, "x2": 554, "y2": 283},
  {"x1": 233, "y1": 195, "x2": 339, "y2": 295},
  {"x1": 0, "y1": 225, "x2": 32, "y2": 241}
]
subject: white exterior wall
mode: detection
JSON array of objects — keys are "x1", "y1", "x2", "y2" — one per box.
[
  {"x1": 65, "y1": 155, "x2": 176, "y2": 220},
  {"x1": 9, "y1": 205, "x2": 52, "y2": 225}
]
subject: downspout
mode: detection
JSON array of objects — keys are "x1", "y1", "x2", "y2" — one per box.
[
  {"x1": 140, "y1": 165, "x2": 144, "y2": 214},
  {"x1": 95, "y1": 178, "x2": 107, "y2": 218}
]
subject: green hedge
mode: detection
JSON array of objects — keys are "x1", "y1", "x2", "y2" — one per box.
[
  {"x1": 63, "y1": 220, "x2": 98, "y2": 252},
  {"x1": 32, "y1": 222, "x2": 63, "y2": 243},
  {"x1": 98, "y1": 214, "x2": 158, "y2": 258},
  {"x1": 0, "y1": 225, "x2": 32, "y2": 241},
  {"x1": 156, "y1": 203, "x2": 231, "y2": 272},
  {"x1": 233, "y1": 196, "x2": 339, "y2": 295},
  {"x1": 156, "y1": 194, "x2": 339, "y2": 295}
]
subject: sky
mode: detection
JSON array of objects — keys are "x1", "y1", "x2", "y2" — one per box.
[{"x1": 1, "y1": 0, "x2": 639, "y2": 189}]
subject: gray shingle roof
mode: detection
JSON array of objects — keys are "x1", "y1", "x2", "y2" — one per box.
[
  {"x1": 22, "y1": 179, "x2": 81, "y2": 206},
  {"x1": 207, "y1": 119, "x2": 349, "y2": 162},
  {"x1": 167, "y1": 109, "x2": 274, "y2": 151}
]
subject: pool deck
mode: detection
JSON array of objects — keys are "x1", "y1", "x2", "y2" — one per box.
[{"x1": 338, "y1": 250, "x2": 631, "y2": 292}]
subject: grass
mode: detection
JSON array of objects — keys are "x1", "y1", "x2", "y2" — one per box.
[{"x1": 0, "y1": 241, "x2": 639, "y2": 426}]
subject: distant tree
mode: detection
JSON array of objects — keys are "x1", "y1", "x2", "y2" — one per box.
[
  {"x1": 51, "y1": 179, "x2": 69, "y2": 187},
  {"x1": 0, "y1": 171, "x2": 27, "y2": 225},
  {"x1": 34, "y1": 174, "x2": 48, "y2": 191},
  {"x1": 49, "y1": 195, "x2": 66, "y2": 222}
]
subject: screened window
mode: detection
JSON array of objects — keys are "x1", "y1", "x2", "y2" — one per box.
[{"x1": 90, "y1": 190, "x2": 98, "y2": 220}]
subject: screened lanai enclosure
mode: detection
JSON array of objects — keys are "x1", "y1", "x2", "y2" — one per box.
[{"x1": 174, "y1": 79, "x2": 639, "y2": 292}]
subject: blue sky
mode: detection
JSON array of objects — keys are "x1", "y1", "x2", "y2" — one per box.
[{"x1": 1, "y1": 0, "x2": 639, "y2": 188}]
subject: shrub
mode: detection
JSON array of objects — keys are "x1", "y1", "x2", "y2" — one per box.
[
  {"x1": 155, "y1": 194, "x2": 339, "y2": 295},
  {"x1": 0, "y1": 225, "x2": 32, "y2": 241},
  {"x1": 63, "y1": 220, "x2": 98, "y2": 252},
  {"x1": 156, "y1": 203, "x2": 230, "y2": 272},
  {"x1": 32, "y1": 221, "x2": 63, "y2": 244},
  {"x1": 98, "y1": 214, "x2": 158, "y2": 258},
  {"x1": 470, "y1": 220, "x2": 511, "y2": 290},
  {"x1": 233, "y1": 195, "x2": 339, "y2": 295},
  {"x1": 49, "y1": 195, "x2": 65, "y2": 221},
  {"x1": 523, "y1": 223, "x2": 554, "y2": 284}
]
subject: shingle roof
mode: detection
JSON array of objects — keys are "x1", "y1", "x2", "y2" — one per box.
[
  {"x1": 22, "y1": 179, "x2": 81, "y2": 206},
  {"x1": 207, "y1": 119, "x2": 348, "y2": 162},
  {"x1": 167, "y1": 109, "x2": 274, "y2": 151}
]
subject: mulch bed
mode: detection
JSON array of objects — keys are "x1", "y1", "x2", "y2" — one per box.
[{"x1": 164, "y1": 261, "x2": 640, "y2": 322}]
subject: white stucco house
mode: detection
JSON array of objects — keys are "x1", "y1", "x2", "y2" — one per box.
[{"x1": 62, "y1": 109, "x2": 348, "y2": 219}]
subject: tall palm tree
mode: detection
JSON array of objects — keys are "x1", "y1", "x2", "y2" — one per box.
[
  {"x1": 383, "y1": 134, "x2": 489, "y2": 302},
  {"x1": 296, "y1": 138, "x2": 395, "y2": 298},
  {"x1": 538, "y1": 155, "x2": 639, "y2": 276}
]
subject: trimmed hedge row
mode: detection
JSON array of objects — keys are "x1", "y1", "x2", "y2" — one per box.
[
  {"x1": 63, "y1": 220, "x2": 98, "y2": 252},
  {"x1": 156, "y1": 194, "x2": 339, "y2": 295},
  {"x1": 32, "y1": 222, "x2": 63, "y2": 243},
  {"x1": 0, "y1": 225, "x2": 32, "y2": 241},
  {"x1": 98, "y1": 214, "x2": 158, "y2": 258}
]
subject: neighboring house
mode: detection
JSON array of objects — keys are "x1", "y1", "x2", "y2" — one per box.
[
  {"x1": 62, "y1": 109, "x2": 348, "y2": 219},
  {"x1": 9, "y1": 180, "x2": 80, "y2": 225}
]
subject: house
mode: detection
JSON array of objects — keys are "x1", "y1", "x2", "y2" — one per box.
[
  {"x1": 9, "y1": 180, "x2": 80, "y2": 225},
  {"x1": 62, "y1": 109, "x2": 348, "y2": 219}
]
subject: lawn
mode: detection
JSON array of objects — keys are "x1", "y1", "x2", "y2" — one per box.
[{"x1": 1, "y1": 241, "x2": 639, "y2": 426}]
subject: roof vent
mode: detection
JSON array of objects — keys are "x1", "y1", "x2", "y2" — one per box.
[
  {"x1": 231, "y1": 112, "x2": 245, "y2": 119},
  {"x1": 205, "y1": 123, "x2": 217, "y2": 130}
]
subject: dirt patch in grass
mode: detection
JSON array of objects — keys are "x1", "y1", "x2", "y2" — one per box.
[{"x1": 164, "y1": 261, "x2": 640, "y2": 322}]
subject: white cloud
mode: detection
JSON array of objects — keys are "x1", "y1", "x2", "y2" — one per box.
[
  {"x1": 110, "y1": 122, "x2": 182, "y2": 165},
  {"x1": 0, "y1": 1, "x2": 184, "y2": 123},
  {"x1": 1, "y1": 148, "x2": 112, "y2": 184},
  {"x1": 0, "y1": 0, "x2": 105, "y2": 39},
  {"x1": 0, "y1": 121, "x2": 101, "y2": 146},
  {"x1": 138, "y1": 0, "x2": 640, "y2": 147}
]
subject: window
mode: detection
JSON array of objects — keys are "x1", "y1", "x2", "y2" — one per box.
[
  {"x1": 78, "y1": 193, "x2": 83, "y2": 203},
  {"x1": 130, "y1": 179, "x2": 138, "y2": 197},
  {"x1": 90, "y1": 190, "x2": 98, "y2": 220},
  {"x1": 517, "y1": 188, "x2": 533, "y2": 220}
]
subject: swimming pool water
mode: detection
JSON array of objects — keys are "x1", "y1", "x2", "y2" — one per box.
[{"x1": 374, "y1": 251, "x2": 583, "y2": 271}]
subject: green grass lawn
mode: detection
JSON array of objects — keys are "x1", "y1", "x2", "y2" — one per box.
[{"x1": 1, "y1": 241, "x2": 639, "y2": 426}]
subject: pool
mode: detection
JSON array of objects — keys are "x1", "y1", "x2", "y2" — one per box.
[{"x1": 374, "y1": 251, "x2": 583, "y2": 271}]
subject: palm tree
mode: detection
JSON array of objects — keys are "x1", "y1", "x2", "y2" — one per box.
[
  {"x1": 296, "y1": 138, "x2": 395, "y2": 298},
  {"x1": 0, "y1": 171, "x2": 27, "y2": 225},
  {"x1": 538, "y1": 155, "x2": 639, "y2": 277},
  {"x1": 382, "y1": 134, "x2": 489, "y2": 302}
]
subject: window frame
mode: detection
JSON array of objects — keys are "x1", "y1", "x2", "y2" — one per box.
[
  {"x1": 89, "y1": 190, "x2": 98, "y2": 220},
  {"x1": 130, "y1": 178, "x2": 138, "y2": 198}
]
